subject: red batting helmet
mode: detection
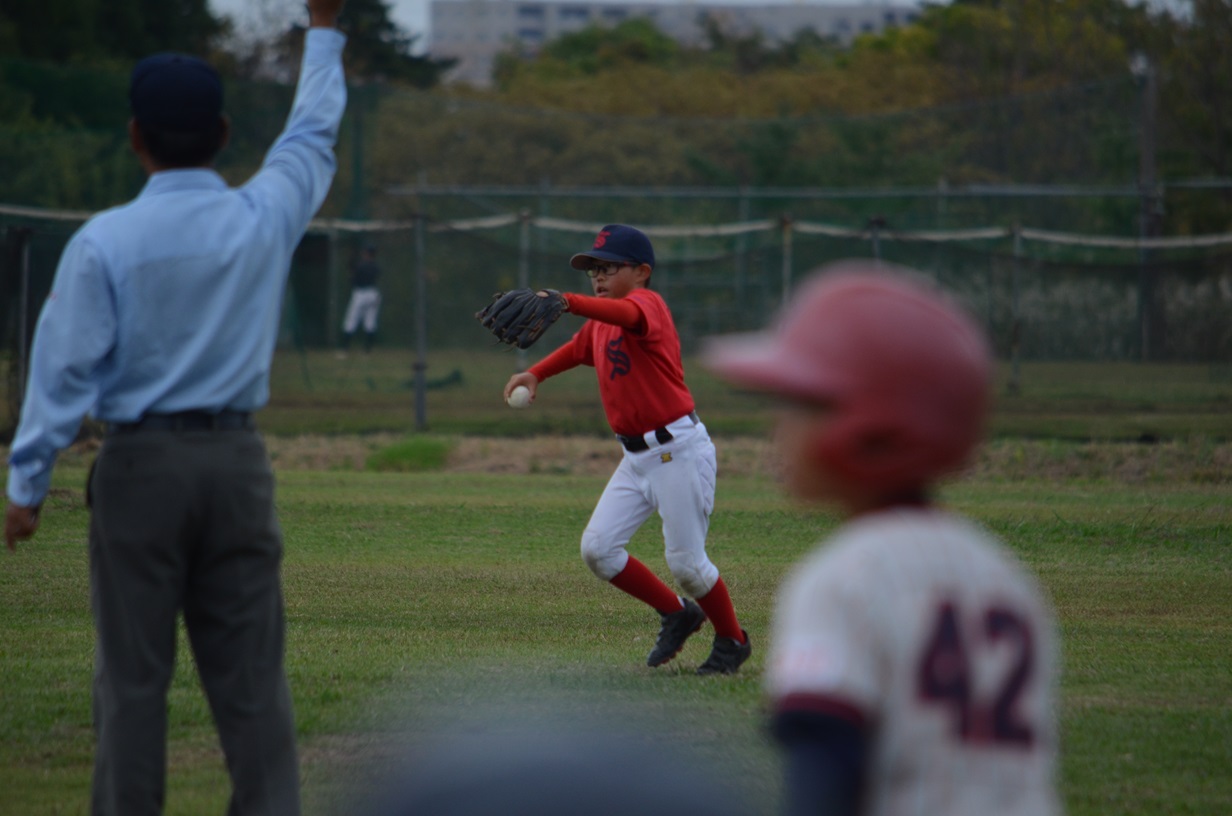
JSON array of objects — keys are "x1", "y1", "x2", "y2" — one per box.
[{"x1": 702, "y1": 261, "x2": 992, "y2": 494}]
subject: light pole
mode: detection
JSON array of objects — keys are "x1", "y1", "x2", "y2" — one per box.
[{"x1": 1130, "y1": 52, "x2": 1160, "y2": 361}]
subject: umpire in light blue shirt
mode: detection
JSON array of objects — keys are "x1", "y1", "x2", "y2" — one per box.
[{"x1": 4, "y1": 2, "x2": 348, "y2": 813}]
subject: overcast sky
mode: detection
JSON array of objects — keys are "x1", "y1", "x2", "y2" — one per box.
[{"x1": 209, "y1": 0, "x2": 432, "y2": 48}]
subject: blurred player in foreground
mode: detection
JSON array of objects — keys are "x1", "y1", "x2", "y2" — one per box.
[
  {"x1": 703, "y1": 262, "x2": 1061, "y2": 815},
  {"x1": 502, "y1": 225, "x2": 750, "y2": 674},
  {"x1": 4, "y1": 2, "x2": 348, "y2": 813},
  {"x1": 359, "y1": 704, "x2": 751, "y2": 816}
]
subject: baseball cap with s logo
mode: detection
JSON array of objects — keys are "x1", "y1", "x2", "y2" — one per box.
[{"x1": 570, "y1": 224, "x2": 655, "y2": 270}]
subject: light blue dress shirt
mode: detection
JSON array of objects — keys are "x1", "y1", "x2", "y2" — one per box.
[{"x1": 6, "y1": 29, "x2": 347, "y2": 508}]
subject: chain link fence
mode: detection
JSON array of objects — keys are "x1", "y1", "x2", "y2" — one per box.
[{"x1": 6, "y1": 199, "x2": 1231, "y2": 433}]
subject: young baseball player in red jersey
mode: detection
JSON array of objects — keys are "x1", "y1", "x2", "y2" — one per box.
[
  {"x1": 502, "y1": 224, "x2": 751, "y2": 675},
  {"x1": 703, "y1": 262, "x2": 1061, "y2": 815}
]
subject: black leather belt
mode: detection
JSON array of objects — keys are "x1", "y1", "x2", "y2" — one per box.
[
  {"x1": 108, "y1": 410, "x2": 254, "y2": 434},
  {"x1": 617, "y1": 411, "x2": 699, "y2": 452}
]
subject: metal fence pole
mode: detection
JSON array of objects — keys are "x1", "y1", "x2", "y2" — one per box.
[
  {"x1": 869, "y1": 216, "x2": 885, "y2": 260},
  {"x1": 736, "y1": 187, "x2": 749, "y2": 299},
  {"x1": 780, "y1": 214, "x2": 793, "y2": 304},
  {"x1": 1008, "y1": 225, "x2": 1023, "y2": 396},
  {"x1": 1133, "y1": 54, "x2": 1160, "y2": 362},
  {"x1": 517, "y1": 209, "x2": 530, "y2": 371},
  {"x1": 326, "y1": 227, "x2": 340, "y2": 349},
  {"x1": 413, "y1": 213, "x2": 428, "y2": 431}
]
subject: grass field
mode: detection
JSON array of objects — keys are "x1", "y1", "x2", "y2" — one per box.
[
  {"x1": 246, "y1": 349, "x2": 1232, "y2": 441},
  {"x1": 1, "y1": 353, "x2": 1230, "y2": 814},
  {"x1": 6, "y1": 348, "x2": 1231, "y2": 442}
]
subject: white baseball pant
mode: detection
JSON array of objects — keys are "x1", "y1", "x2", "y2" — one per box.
[
  {"x1": 580, "y1": 414, "x2": 720, "y2": 598},
  {"x1": 342, "y1": 287, "x2": 381, "y2": 333}
]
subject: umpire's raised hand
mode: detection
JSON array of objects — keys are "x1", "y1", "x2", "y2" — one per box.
[{"x1": 308, "y1": 0, "x2": 346, "y2": 27}]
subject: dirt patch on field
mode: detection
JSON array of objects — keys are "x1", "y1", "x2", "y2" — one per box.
[
  {"x1": 973, "y1": 438, "x2": 1232, "y2": 484},
  {"x1": 260, "y1": 434, "x2": 1230, "y2": 484},
  {"x1": 445, "y1": 435, "x2": 790, "y2": 478},
  {"x1": 264, "y1": 433, "x2": 402, "y2": 472},
  {"x1": 262, "y1": 433, "x2": 781, "y2": 479},
  {"x1": 15, "y1": 433, "x2": 1228, "y2": 484}
]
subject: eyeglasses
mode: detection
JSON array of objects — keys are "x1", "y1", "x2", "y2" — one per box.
[{"x1": 584, "y1": 263, "x2": 632, "y2": 279}]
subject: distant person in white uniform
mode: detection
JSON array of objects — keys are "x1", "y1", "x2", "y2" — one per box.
[
  {"x1": 338, "y1": 243, "x2": 381, "y2": 356},
  {"x1": 703, "y1": 262, "x2": 1061, "y2": 816}
]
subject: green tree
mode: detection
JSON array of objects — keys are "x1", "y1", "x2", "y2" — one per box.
[
  {"x1": 1159, "y1": 0, "x2": 1232, "y2": 185},
  {"x1": 493, "y1": 18, "x2": 679, "y2": 87},
  {"x1": 0, "y1": 0, "x2": 225, "y2": 62},
  {"x1": 338, "y1": 0, "x2": 454, "y2": 87},
  {"x1": 920, "y1": 0, "x2": 1153, "y2": 97}
]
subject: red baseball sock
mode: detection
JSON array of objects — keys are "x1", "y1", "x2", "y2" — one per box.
[
  {"x1": 696, "y1": 578, "x2": 745, "y2": 642},
  {"x1": 609, "y1": 557, "x2": 685, "y2": 615}
]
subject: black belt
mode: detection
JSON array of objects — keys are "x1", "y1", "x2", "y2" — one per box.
[
  {"x1": 617, "y1": 411, "x2": 699, "y2": 452},
  {"x1": 107, "y1": 410, "x2": 254, "y2": 434}
]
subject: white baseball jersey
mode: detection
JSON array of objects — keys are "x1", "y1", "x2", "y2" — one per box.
[{"x1": 766, "y1": 507, "x2": 1060, "y2": 816}]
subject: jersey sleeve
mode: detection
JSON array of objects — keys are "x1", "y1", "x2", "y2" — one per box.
[
  {"x1": 771, "y1": 710, "x2": 868, "y2": 816},
  {"x1": 766, "y1": 539, "x2": 886, "y2": 722},
  {"x1": 562, "y1": 292, "x2": 644, "y2": 331},
  {"x1": 528, "y1": 331, "x2": 589, "y2": 381},
  {"x1": 6, "y1": 235, "x2": 116, "y2": 506},
  {"x1": 626, "y1": 289, "x2": 668, "y2": 344},
  {"x1": 239, "y1": 28, "x2": 347, "y2": 250}
]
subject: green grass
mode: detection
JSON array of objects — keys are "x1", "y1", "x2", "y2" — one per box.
[
  {"x1": 0, "y1": 355, "x2": 1228, "y2": 812},
  {"x1": 363, "y1": 434, "x2": 454, "y2": 472},
  {"x1": 1, "y1": 463, "x2": 1229, "y2": 815},
  {"x1": 4, "y1": 351, "x2": 1230, "y2": 442},
  {"x1": 242, "y1": 350, "x2": 1232, "y2": 441}
]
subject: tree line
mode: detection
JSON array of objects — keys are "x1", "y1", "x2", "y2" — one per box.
[{"x1": 1, "y1": 0, "x2": 1229, "y2": 235}]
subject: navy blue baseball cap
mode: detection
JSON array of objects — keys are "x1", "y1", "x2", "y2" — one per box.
[
  {"x1": 129, "y1": 53, "x2": 223, "y2": 132},
  {"x1": 570, "y1": 225, "x2": 655, "y2": 270}
]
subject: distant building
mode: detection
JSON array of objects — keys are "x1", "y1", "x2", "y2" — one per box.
[{"x1": 430, "y1": 0, "x2": 920, "y2": 86}]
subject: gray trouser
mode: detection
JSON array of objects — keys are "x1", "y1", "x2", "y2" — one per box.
[{"x1": 88, "y1": 428, "x2": 299, "y2": 816}]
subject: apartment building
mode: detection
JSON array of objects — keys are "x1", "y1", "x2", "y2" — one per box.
[{"x1": 430, "y1": 0, "x2": 919, "y2": 85}]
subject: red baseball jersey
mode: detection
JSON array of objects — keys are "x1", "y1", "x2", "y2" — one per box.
[{"x1": 555, "y1": 289, "x2": 695, "y2": 436}]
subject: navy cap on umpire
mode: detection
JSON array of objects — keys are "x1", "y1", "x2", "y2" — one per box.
[{"x1": 129, "y1": 53, "x2": 223, "y2": 132}]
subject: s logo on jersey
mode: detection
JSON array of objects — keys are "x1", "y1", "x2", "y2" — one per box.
[{"x1": 606, "y1": 336, "x2": 631, "y2": 379}]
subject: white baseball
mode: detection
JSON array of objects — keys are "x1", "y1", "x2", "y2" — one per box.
[{"x1": 506, "y1": 385, "x2": 532, "y2": 409}]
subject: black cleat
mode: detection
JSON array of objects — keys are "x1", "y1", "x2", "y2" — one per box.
[
  {"x1": 697, "y1": 630, "x2": 752, "y2": 675},
  {"x1": 647, "y1": 598, "x2": 707, "y2": 667}
]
